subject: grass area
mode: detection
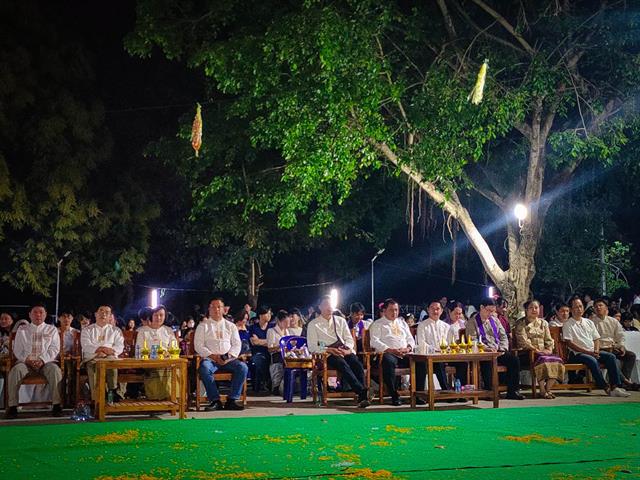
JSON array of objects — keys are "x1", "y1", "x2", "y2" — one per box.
[{"x1": 1, "y1": 403, "x2": 639, "y2": 479}]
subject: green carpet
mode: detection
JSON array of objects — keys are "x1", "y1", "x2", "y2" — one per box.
[{"x1": 1, "y1": 404, "x2": 639, "y2": 480}]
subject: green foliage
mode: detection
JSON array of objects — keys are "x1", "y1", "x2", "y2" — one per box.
[
  {"x1": 0, "y1": 1, "x2": 158, "y2": 296},
  {"x1": 145, "y1": 102, "x2": 404, "y2": 296},
  {"x1": 127, "y1": 0, "x2": 640, "y2": 295}
]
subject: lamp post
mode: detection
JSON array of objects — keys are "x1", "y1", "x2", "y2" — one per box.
[
  {"x1": 55, "y1": 251, "x2": 71, "y2": 323},
  {"x1": 371, "y1": 248, "x2": 385, "y2": 319}
]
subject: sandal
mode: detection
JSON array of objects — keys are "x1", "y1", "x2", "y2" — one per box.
[
  {"x1": 548, "y1": 392, "x2": 556, "y2": 399},
  {"x1": 543, "y1": 392, "x2": 553, "y2": 399}
]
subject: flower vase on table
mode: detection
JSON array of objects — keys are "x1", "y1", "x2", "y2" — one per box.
[{"x1": 439, "y1": 338, "x2": 448, "y2": 354}]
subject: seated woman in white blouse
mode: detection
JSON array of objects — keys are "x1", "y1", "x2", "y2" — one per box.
[{"x1": 135, "y1": 305, "x2": 178, "y2": 399}]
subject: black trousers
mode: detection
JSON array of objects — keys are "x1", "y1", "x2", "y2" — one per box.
[
  {"x1": 612, "y1": 348, "x2": 637, "y2": 381},
  {"x1": 381, "y1": 353, "x2": 410, "y2": 399},
  {"x1": 415, "y1": 362, "x2": 468, "y2": 391},
  {"x1": 326, "y1": 353, "x2": 366, "y2": 394},
  {"x1": 479, "y1": 352, "x2": 520, "y2": 393}
]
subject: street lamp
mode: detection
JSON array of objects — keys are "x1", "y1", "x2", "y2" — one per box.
[
  {"x1": 329, "y1": 288, "x2": 339, "y2": 311},
  {"x1": 55, "y1": 250, "x2": 71, "y2": 323},
  {"x1": 514, "y1": 203, "x2": 528, "y2": 229},
  {"x1": 150, "y1": 289, "x2": 159, "y2": 308},
  {"x1": 371, "y1": 248, "x2": 385, "y2": 320}
]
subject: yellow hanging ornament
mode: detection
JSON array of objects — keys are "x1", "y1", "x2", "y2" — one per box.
[
  {"x1": 191, "y1": 103, "x2": 202, "y2": 157},
  {"x1": 468, "y1": 59, "x2": 488, "y2": 105}
]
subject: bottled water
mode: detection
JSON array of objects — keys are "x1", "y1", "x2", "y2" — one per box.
[
  {"x1": 135, "y1": 345, "x2": 141, "y2": 359},
  {"x1": 454, "y1": 378, "x2": 461, "y2": 393}
]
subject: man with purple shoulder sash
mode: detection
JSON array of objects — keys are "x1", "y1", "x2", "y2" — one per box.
[{"x1": 466, "y1": 297, "x2": 524, "y2": 400}]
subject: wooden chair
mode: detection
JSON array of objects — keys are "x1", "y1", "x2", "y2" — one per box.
[
  {"x1": 60, "y1": 329, "x2": 81, "y2": 408},
  {"x1": 312, "y1": 329, "x2": 366, "y2": 406},
  {"x1": 7, "y1": 329, "x2": 64, "y2": 410},
  {"x1": 510, "y1": 330, "x2": 537, "y2": 398},
  {"x1": 190, "y1": 333, "x2": 248, "y2": 411},
  {"x1": 549, "y1": 326, "x2": 595, "y2": 393},
  {"x1": 361, "y1": 329, "x2": 411, "y2": 404}
]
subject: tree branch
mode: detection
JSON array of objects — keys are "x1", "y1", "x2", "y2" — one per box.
[
  {"x1": 450, "y1": 0, "x2": 528, "y2": 55},
  {"x1": 473, "y1": 184, "x2": 506, "y2": 211},
  {"x1": 375, "y1": 36, "x2": 413, "y2": 144},
  {"x1": 470, "y1": 0, "x2": 536, "y2": 55},
  {"x1": 437, "y1": 0, "x2": 458, "y2": 41},
  {"x1": 372, "y1": 140, "x2": 506, "y2": 284}
]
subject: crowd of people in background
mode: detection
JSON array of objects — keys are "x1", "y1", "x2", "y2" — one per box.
[{"x1": 1, "y1": 289, "x2": 639, "y2": 417}]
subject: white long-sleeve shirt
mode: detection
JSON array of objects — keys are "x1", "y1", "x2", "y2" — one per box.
[
  {"x1": 194, "y1": 317, "x2": 241, "y2": 358},
  {"x1": 307, "y1": 315, "x2": 354, "y2": 353},
  {"x1": 416, "y1": 318, "x2": 450, "y2": 350},
  {"x1": 267, "y1": 325, "x2": 292, "y2": 349},
  {"x1": 136, "y1": 325, "x2": 176, "y2": 350},
  {"x1": 13, "y1": 322, "x2": 60, "y2": 364},
  {"x1": 591, "y1": 315, "x2": 625, "y2": 349},
  {"x1": 80, "y1": 323, "x2": 124, "y2": 361},
  {"x1": 369, "y1": 316, "x2": 415, "y2": 353}
]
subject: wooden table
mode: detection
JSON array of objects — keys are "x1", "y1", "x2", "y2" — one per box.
[
  {"x1": 94, "y1": 357, "x2": 188, "y2": 421},
  {"x1": 409, "y1": 352, "x2": 502, "y2": 411}
]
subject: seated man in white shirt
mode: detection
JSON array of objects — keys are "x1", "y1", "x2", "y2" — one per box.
[
  {"x1": 370, "y1": 298, "x2": 415, "y2": 406},
  {"x1": 591, "y1": 298, "x2": 638, "y2": 391},
  {"x1": 5, "y1": 303, "x2": 63, "y2": 419},
  {"x1": 58, "y1": 309, "x2": 79, "y2": 355},
  {"x1": 307, "y1": 295, "x2": 369, "y2": 408},
  {"x1": 81, "y1": 304, "x2": 124, "y2": 405},
  {"x1": 562, "y1": 297, "x2": 630, "y2": 397},
  {"x1": 195, "y1": 297, "x2": 248, "y2": 411},
  {"x1": 415, "y1": 299, "x2": 468, "y2": 401}
]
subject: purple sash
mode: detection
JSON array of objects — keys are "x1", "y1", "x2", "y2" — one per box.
[
  {"x1": 476, "y1": 315, "x2": 500, "y2": 346},
  {"x1": 534, "y1": 354, "x2": 563, "y2": 366}
]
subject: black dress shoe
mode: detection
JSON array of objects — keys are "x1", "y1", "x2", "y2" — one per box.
[
  {"x1": 51, "y1": 404, "x2": 63, "y2": 417},
  {"x1": 225, "y1": 399, "x2": 244, "y2": 411},
  {"x1": 391, "y1": 398, "x2": 402, "y2": 406},
  {"x1": 4, "y1": 406, "x2": 18, "y2": 419},
  {"x1": 506, "y1": 391, "x2": 525, "y2": 400},
  {"x1": 204, "y1": 400, "x2": 225, "y2": 411},
  {"x1": 415, "y1": 398, "x2": 427, "y2": 406}
]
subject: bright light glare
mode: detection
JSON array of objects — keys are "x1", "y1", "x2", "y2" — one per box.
[
  {"x1": 514, "y1": 203, "x2": 528, "y2": 221},
  {"x1": 329, "y1": 288, "x2": 339, "y2": 311},
  {"x1": 487, "y1": 286, "x2": 495, "y2": 299},
  {"x1": 150, "y1": 289, "x2": 159, "y2": 308}
]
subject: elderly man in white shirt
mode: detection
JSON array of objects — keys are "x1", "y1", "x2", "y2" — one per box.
[
  {"x1": 81, "y1": 304, "x2": 124, "y2": 404},
  {"x1": 415, "y1": 300, "x2": 468, "y2": 399},
  {"x1": 563, "y1": 298, "x2": 630, "y2": 397},
  {"x1": 5, "y1": 304, "x2": 63, "y2": 419},
  {"x1": 592, "y1": 298, "x2": 639, "y2": 390},
  {"x1": 195, "y1": 297, "x2": 248, "y2": 411},
  {"x1": 307, "y1": 295, "x2": 369, "y2": 407},
  {"x1": 370, "y1": 298, "x2": 415, "y2": 406}
]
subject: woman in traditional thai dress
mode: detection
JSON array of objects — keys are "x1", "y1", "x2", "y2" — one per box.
[{"x1": 515, "y1": 300, "x2": 565, "y2": 399}]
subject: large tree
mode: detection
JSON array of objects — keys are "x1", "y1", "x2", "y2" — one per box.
[{"x1": 128, "y1": 0, "x2": 640, "y2": 313}]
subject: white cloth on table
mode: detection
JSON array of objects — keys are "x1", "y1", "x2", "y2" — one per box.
[{"x1": 623, "y1": 331, "x2": 640, "y2": 383}]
